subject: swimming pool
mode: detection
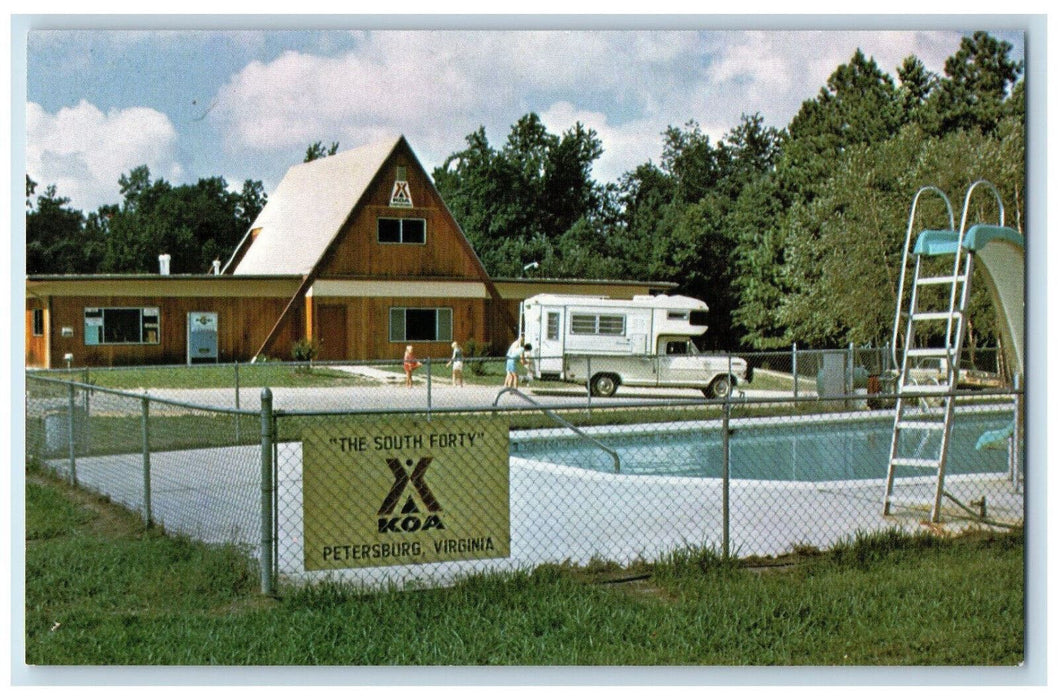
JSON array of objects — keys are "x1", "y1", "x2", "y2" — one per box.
[{"x1": 510, "y1": 409, "x2": 1015, "y2": 481}]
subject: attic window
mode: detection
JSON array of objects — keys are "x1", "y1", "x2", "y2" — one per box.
[{"x1": 378, "y1": 217, "x2": 426, "y2": 244}]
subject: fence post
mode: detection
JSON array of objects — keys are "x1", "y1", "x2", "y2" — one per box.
[
  {"x1": 721, "y1": 393, "x2": 731, "y2": 560},
  {"x1": 426, "y1": 357, "x2": 433, "y2": 417},
  {"x1": 727, "y1": 353, "x2": 732, "y2": 395},
  {"x1": 586, "y1": 357, "x2": 592, "y2": 416},
  {"x1": 67, "y1": 381, "x2": 78, "y2": 487},
  {"x1": 141, "y1": 394, "x2": 153, "y2": 527},
  {"x1": 848, "y1": 342, "x2": 854, "y2": 395},
  {"x1": 234, "y1": 362, "x2": 242, "y2": 442},
  {"x1": 792, "y1": 343, "x2": 798, "y2": 399},
  {"x1": 1011, "y1": 374, "x2": 1022, "y2": 491},
  {"x1": 82, "y1": 372, "x2": 92, "y2": 454},
  {"x1": 259, "y1": 388, "x2": 275, "y2": 596}
]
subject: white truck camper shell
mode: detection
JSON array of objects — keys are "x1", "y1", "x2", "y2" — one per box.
[{"x1": 520, "y1": 293, "x2": 750, "y2": 398}]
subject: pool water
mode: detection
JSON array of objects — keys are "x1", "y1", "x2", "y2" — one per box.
[{"x1": 511, "y1": 412, "x2": 1015, "y2": 481}]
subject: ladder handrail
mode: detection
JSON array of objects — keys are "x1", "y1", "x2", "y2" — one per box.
[
  {"x1": 942, "y1": 180, "x2": 1004, "y2": 366},
  {"x1": 959, "y1": 179, "x2": 1006, "y2": 230},
  {"x1": 493, "y1": 387, "x2": 621, "y2": 473},
  {"x1": 891, "y1": 186, "x2": 955, "y2": 369}
]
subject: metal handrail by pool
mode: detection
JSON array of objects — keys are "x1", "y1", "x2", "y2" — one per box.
[{"x1": 493, "y1": 387, "x2": 621, "y2": 473}]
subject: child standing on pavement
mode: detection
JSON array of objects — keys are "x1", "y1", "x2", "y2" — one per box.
[
  {"x1": 403, "y1": 345, "x2": 421, "y2": 388},
  {"x1": 447, "y1": 341, "x2": 465, "y2": 387}
]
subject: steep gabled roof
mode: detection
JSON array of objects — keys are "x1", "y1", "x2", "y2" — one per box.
[{"x1": 229, "y1": 136, "x2": 403, "y2": 276}]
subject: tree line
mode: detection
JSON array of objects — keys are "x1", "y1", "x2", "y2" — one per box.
[{"x1": 27, "y1": 32, "x2": 1024, "y2": 352}]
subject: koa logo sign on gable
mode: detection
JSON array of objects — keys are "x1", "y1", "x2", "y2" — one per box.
[{"x1": 302, "y1": 416, "x2": 509, "y2": 571}]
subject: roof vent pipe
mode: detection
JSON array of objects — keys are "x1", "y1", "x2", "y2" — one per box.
[
  {"x1": 159, "y1": 254, "x2": 171, "y2": 275},
  {"x1": 211, "y1": 259, "x2": 221, "y2": 275}
]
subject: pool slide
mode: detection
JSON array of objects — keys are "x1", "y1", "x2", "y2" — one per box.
[
  {"x1": 970, "y1": 226, "x2": 1025, "y2": 382},
  {"x1": 912, "y1": 223, "x2": 1024, "y2": 452},
  {"x1": 912, "y1": 223, "x2": 1025, "y2": 381}
]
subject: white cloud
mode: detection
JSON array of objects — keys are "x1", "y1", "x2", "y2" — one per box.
[
  {"x1": 212, "y1": 31, "x2": 702, "y2": 146},
  {"x1": 26, "y1": 100, "x2": 182, "y2": 212},
  {"x1": 211, "y1": 29, "x2": 971, "y2": 186},
  {"x1": 539, "y1": 101, "x2": 669, "y2": 184}
]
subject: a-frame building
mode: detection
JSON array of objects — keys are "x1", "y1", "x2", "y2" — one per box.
[
  {"x1": 225, "y1": 134, "x2": 515, "y2": 361},
  {"x1": 26, "y1": 135, "x2": 669, "y2": 368}
]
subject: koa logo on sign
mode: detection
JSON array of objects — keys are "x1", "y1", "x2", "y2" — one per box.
[
  {"x1": 389, "y1": 180, "x2": 413, "y2": 208},
  {"x1": 378, "y1": 457, "x2": 445, "y2": 534}
]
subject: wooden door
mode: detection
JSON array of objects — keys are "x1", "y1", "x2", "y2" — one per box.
[{"x1": 316, "y1": 305, "x2": 348, "y2": 361}]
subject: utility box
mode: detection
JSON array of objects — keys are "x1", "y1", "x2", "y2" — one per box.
[
  {"x1": 818, "y1": 350, "x2": 850, "y2": 398},
  {"x1": 187, "y1": 312, "x2": 219, "y2": 364},
  {"x1": 44, "y1": 408, "x2": 88, "y2": 456}
]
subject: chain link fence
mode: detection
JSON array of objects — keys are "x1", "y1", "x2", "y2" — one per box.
[
  {"x1": 25, "y1": 349, "x2": 1023, "y2": 595},
  {"x1": 26, "y1": 375, "x2": 264, "y2": 560}
]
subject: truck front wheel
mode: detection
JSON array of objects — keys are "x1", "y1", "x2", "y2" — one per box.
[
  {"x1": 590, "y1": 373, "x2": 619, "y2": 397},
  {"x1": 705, "y1": 375, "x2": 734, "y2": 399}
]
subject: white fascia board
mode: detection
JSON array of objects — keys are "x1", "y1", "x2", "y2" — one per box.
[{"x1": 310, "y1": 280, "x2": 489, "y2": 298}]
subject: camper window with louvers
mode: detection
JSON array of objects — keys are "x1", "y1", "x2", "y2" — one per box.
[{"x1": 570, "y1": 313, "x2": 626, "y2": 336}]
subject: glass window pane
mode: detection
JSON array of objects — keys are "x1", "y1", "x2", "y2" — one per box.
[
  {"x1": 401, "y1": 219, "x2": 426, "y2": 244},
  {"x1": 436, "y1": 308, "x2": 452, "y2": 341},
  {"x1": 598, "y1": 315, "x2": 625, "y2": 335},
  {"x1": 405, "y1": 309, "x2": 437, "y2": 341},
  {"x1": 389, "y1": 307, "x2": 405, "y2": 342},
  {"x1": 570, "y1": 314, "x2": 596, "y2": 334},
  {"x1": 378, "y1": 218, "x2": 401, "y2": 243},
  {"x1": 546, "y1": 312, "x2": 560, "y2": 341},
  {"x1": 102, "y1": 308, "x2": 142, "y2": 343}
]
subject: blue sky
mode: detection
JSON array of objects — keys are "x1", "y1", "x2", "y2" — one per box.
[{"x1": 21, "y1": 20, "x2": 1027, "y2": 214}]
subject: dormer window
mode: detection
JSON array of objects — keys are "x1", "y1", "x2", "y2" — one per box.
[{"x1": 378, "y1": 217, "x2": 426, "y2": 244}]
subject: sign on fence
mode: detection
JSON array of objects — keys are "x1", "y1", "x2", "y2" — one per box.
[{"x1": 302, "y1": 415, "x2": 510, "y2": 571}]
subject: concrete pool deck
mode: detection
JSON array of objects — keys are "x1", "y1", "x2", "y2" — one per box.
[{"x1": 46, "y1": 428, "x2": 1023, "y2": 590}]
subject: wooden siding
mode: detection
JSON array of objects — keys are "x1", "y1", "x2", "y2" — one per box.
[
  {"x1": 315, "y1": 149, "x2": 483, "y2": 280},
  {"x1": 36, "y1": 294, "x2": 302, "y2": 368},
  {"x1": 311, "y1": 296, "x2": 488, "y2": 361}
]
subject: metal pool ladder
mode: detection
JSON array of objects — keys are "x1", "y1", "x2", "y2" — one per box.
[
  {"x1": 493, "y1": 388, "x2": 621, "y2": 473},
  {"x1": 883, "y1": 181, "x2": 1004, "y2": 522}
]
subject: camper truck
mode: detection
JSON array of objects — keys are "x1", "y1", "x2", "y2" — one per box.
[{"x1": 520, "y1": 293, "x2": 751, "y2": 398}]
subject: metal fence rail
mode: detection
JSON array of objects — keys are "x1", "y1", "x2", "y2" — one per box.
[{"x1": 25, "y1": 365, "x2": 1023, "y2": 596}]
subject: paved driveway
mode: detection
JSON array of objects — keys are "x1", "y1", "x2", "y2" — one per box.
[{"x1": 145, "y1": 382, "x2": 810, "y2": 414}]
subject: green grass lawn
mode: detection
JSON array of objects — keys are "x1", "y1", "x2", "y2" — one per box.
[{"x1": 24, "y1": 467, "x2": 1024, "y2": 666}]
